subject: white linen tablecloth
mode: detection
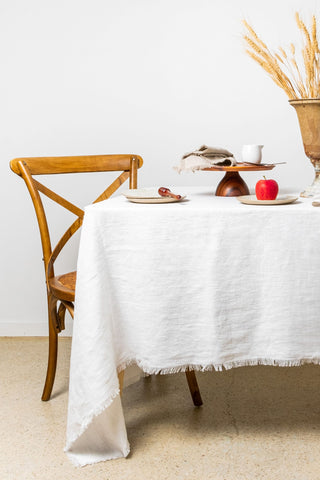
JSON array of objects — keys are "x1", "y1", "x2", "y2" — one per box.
[{"x1": 65, "y1": 187, "x2": 320, "y2": 466}]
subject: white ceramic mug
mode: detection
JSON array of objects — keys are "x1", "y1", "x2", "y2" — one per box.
[{"x1": 241, "y1": 144, "x2": 264, "y2": 164}]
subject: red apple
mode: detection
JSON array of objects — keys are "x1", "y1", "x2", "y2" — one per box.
[{"x1": 255, "y1": 176, "x2": 279, "y2": 200}]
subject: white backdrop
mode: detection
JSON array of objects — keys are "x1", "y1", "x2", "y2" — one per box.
[{"x1": 1, "y1": 0, "x2": 318, "y2": 335}]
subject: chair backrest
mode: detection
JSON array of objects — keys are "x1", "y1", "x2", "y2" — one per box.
[{"x1": 10, "y1": 154, "x2": 143, "y2": 285}]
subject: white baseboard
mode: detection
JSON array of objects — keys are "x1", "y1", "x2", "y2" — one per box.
[{"x1": 0, "y1": 321, "x2": 73, "y2": 337}]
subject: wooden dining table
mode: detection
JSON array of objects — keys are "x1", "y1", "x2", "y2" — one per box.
[{"x1": 65, "y1": 186, "x2": 320, "y2": 466}]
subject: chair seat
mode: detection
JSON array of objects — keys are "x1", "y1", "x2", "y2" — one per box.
[{"x1": 49, "y1": 271, "x2": 76, "y2": 302}]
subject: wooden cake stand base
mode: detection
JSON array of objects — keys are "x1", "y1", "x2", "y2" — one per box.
[{"x1": 203, "y1": 164, "x2": 275, "y2": 197}]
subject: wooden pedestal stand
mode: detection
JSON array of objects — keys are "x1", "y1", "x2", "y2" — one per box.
[{"x1": 203, "y1": 164, "x2": 275, "y2": 197}]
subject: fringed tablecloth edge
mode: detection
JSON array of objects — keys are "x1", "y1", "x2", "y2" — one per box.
[{"x1": 117, "y1": 356, "x2": 320, "y2": 375}]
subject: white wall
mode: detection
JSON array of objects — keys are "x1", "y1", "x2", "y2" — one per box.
[{"x1": 1, "y1": 0, "x2": 318, "y2": 335}]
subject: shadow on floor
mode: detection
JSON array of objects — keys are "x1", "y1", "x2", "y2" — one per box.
[{"x1": 123, "y1": 365, "x2": 320, "y2": 450}]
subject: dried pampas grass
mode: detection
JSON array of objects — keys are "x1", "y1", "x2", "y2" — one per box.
[{"x1": 243, "y1": 13, "x2": 320, "y2": 99}]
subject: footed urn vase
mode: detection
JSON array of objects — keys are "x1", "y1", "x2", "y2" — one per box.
[{"x1": 289, "y1": 99, "x2": 320, "y2": 197}]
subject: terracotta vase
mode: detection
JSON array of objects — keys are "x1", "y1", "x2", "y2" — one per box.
[{"x1": 289, "y1": 98, "x2": 320, "y2": 197}]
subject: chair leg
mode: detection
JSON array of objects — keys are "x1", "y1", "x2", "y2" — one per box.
[
  {"x1": 185, "y1": 370, "x2": 203, "y2": 406},
  {"x1": 41, "y1": 295, "x2": 59, "y2": 401},
  {"x1": 118, "y1": 370, "x2": 124, "y2": 396}
]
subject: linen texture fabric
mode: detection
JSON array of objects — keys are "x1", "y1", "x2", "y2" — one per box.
[{"x1": 65, "y1": 187, "x2": 320, "y2": 466}]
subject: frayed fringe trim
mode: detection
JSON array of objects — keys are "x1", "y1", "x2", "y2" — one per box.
[
  {"x1": 117, "y1": 357, "x2": 320, "y2": 375},
  {"x1": 65, "y1": 445, "x2": 130, "y2": 468}
]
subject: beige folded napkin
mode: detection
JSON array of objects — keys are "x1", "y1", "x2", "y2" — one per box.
[{"x1": 175, "y1": 145, "x2": 236, "y2": 173}]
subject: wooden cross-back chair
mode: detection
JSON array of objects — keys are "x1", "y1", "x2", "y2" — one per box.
[{"x1": 10, "y1": 154, "x2": 202, "y2": 407}]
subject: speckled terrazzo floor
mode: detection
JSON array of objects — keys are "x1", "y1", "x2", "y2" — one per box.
[{"x1": 1, "y1": 337, "x2": 320, "y2": 480}]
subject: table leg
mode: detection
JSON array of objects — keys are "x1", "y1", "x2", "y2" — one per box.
[
  {"x1": 185, "y1": 370, "x2": 203, "y2": 406},
  {"x1": 215, "y1": 171, "x2": 250, "y2": 197},
  {"x1": 118, "y1": 370, "x2": 124, "y2": 396}
]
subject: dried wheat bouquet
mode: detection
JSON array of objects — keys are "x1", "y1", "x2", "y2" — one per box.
[{"x1": 243, "y1": 13, "x2": 320, "y2": 99}]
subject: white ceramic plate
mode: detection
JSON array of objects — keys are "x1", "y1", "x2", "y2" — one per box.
[
  {"x1": 237, "y1": 195, "x2": 298, "y2": 205},
  {"x1": 126, "y1": 196, "x2": 186, "y2": 204},
  {"x1": 122, "y1": 188, "x2": 186, "y2": 203},
  {"x1": 122, "y1": 188, "x2": 160, "y2": 199}
]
